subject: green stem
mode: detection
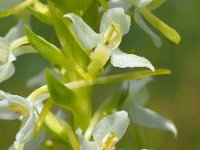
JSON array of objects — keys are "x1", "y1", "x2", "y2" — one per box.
[
  {"x1": 0, "y1": 0, "x2": 38, "y2": 17},
  {"x1": 132, "y1": 124, "x2": 146, "y2": 149},
  {"x1": 28, "y1": 69, "x2": 171, "y2": 100},
  {"x1": 84, "y1": 112, "x2": 102, "y2": 140},
  {"x1": 34, "y1": 98, "x2": 53, "y2": 138},
  {"x1": 60, "y1": 120, "x2": 80, "y2": 150},
  {"x1": 99, "y1": 0, "x2": 109, "y2": 11}
]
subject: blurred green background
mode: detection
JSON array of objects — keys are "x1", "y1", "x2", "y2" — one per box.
[{"x1": 0, "y1": 0, "x2": 200, "y2": 149}]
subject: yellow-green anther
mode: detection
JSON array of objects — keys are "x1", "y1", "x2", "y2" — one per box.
[
  {"x1": 101, "y1": 22, "x2": 122, "y2": 50},
  {"x1": 101, "y1": 133, "x2": 118, "y2": 150},
  {"x1": 8, "y1": 103, "x2": 30, "y2": 117}
]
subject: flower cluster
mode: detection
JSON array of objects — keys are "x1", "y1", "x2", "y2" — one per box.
[{"x1": 0, "y1": 0, "x2": 179, "y2": 150}]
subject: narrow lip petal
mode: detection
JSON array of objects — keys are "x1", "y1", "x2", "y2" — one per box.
[
  {"x1": 93, "y1": 111, "x2": 130, "y2": 146},
  {"x1": 64, "y1": 13, "x2": 101, "y2": 50},
  {"x1": 111, "y1": 49, "x2": 155, "y2": 72},
  {"x1": 100, "y1": 8, "x2": 131, "y2": 35}
]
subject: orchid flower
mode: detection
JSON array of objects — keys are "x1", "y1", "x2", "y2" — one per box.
[
  {"x1": 76, "y1": 111, "x2": 130, "y2": 150},
  {"x1": 0, "y1": 90, "x2": 46, "y2": 150},
  {"x1": 0, "y1": 20, "x2": 35, "y2": 83},
  {"x1": 64, "y1": 8, "x2": 154, "y2": 75},
  {"x1": 105, "y1": 0, "x2": 180, "y2": 47},
  {"x1": 103, "y1": 0, "x2": 162, "y2": 47}
]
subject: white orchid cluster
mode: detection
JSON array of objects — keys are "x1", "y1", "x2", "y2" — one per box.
[{"x1": 0, "y1": 0, "x2": 180, "y2": 150}]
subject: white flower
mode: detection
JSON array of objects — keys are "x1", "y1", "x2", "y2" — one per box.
[
  {"x1": 64, "y1": 8, "x2": 155, "y2": 73},
  {"x1": 76, "y1": 111, "x2": 130, "y2": 150},
  {"x1": 105, "y1": 0, "x2": 162, "y2": 47},
  {"x1": 0, "y1": 90, "x2": 46, "y2": 150},
  {"x1": 0, "y1": 20, "x2": 35, "y2": 83}
]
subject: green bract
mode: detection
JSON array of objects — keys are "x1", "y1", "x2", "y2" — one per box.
[
  {"x1": 76, "y1": 111, "x2": 130, "y2": 150},
  {"x1": 64, "y1": 8, "x2": 155, "y2": 75}
]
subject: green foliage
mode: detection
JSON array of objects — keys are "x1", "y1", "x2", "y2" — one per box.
[{"x1": 46, "y1": 70, "x2": 78, "y2": 110}]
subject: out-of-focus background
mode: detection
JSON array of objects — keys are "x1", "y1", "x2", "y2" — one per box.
[{"x1": 0, "y1": 0, "x2": 200, "y2": 149}]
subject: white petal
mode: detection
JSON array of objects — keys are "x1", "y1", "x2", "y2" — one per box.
[
  {"x1": 134, "y1": 10, "x2": 162, "y2": 47},
  {"x1": 0, "y1": 63, "x2": 15, "y2": 83},
  {"x1": 64, "y1": 13, "x2": 100, "y2": 50},
  {"x1": 137, "y1": 0, "x2": 152, "y2": 7},
  {"x1": 111, "y1": 49, "x2": 155, "y2": 71},
  {"x1": 16, "y1": 112, "x2": 37, "y2": 144},
  {"x1": 0, "y1": 90, "x2": 32, "y2": 110},
  {"x1": 5, "y1": 20, "x2": 25, "y2": 43},
  {"x1": 93, "y1": 111, "x2": 130, "y2": 146},
  {"x1": 0, "y1": 100, "x2": 20, "y2": 120},
  {"x1": 128, "y1": 103, "x2": 177, "y2": 137},
  {"x1": 100, "y1": 8, "x2": 131, "y2": 35},
  {"x1": 76, "y1": 128, "x2": 97, "y2": 150},
  {"x1": 106, "y1": 0, "x2": 132, "y2": 11}
]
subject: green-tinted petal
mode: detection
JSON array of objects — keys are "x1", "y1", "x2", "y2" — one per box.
[
  {"x1": 134, "y1": 10, "x2": 162, "y2": 47},
  {"x1": 100, "y1": 8, "x2": 131, "y2": 35},
  {"x1": 16, "y1": 112, "x2": 37, "y2": 145},
  {"x1": 64, "y1": 13, "x2": 100, "y2": 50},
  {"x1": 111, "y1": 49, "x2": 155, "y2": 71},
  {"x1": 5, "y1": 20, "x2": 26, "y2": 43},
  {"x1": 93, "y1": 111, "x2": 130, "y2": 146},
  {"x1": 128, "y1": 103, "x2": 177, "y2": 136},
  {"x1": 0, "y1": 38, "x2": 10, "y2": 64},
  {"x1": 137, "y1": 0, "x2": 152, "y2": 7},
  {"x1": 0, "y1": 63, "x2": 15, "y2": 83},
  {"x1": 0, "y1": 100, "x2": 20, "y2": 120},
  {"x1": 106, "y1": 0, "x2": 132, "y2": 11},
  {"x1": 76, "y1": 128, "x2": 97, "y2": 150},
  {"x1": 146, "y1": 0, "x2": 166, "y2": 11}
]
